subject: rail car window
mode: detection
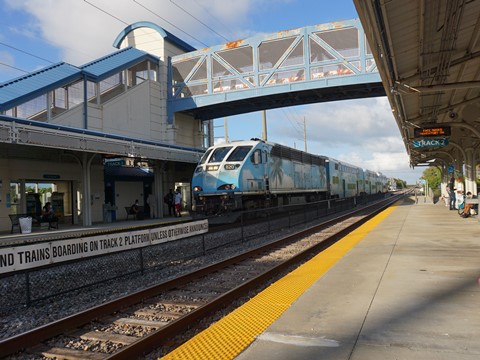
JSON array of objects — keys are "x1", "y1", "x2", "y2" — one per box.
[
  {"x1": 227, "y1": 146, "x2": 252, "y2": 161},
  {"x1": 209, "y1": 147, "x2": 233, "y2": 162},
  {"x1": 250, "y1": 149, "x2": 262, "y2": 164},
  {"x1": 199, "y1": 148, "x2": 213, "y2": 165}
]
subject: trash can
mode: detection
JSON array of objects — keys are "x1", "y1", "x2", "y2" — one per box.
[
  {"x1": 19, "y1": 216, "x2": 32, "y2": 234},
  {"x1": 103, "y1": 203, "x2": 116, "y2": 223}
]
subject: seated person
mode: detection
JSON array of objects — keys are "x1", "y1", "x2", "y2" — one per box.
[
  {"x1": 42, "y1": 202, "x2": 58, "y2": 229},
  {"x1": 460, "y1": 192, "x2": 476, "y2": 218},
  {"x1": 130, "y1": 199, "x2": 143, "y2": 220}
]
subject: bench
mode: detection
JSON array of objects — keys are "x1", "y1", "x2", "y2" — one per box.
[
  {"x1": 8, "y1": 214, "x2": 58, "y2": 234},
  {"x1": 125, "y1": 206, "x2": 144, "y2": 220}
]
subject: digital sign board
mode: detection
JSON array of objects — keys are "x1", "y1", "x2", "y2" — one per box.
[{"x1": 414, "y1": 126, "x2": 451, "y2": 137}]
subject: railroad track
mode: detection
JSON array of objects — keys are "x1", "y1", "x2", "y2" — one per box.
[{"x1": 1, "y1": 194, "x2": 403, "y2": 359}]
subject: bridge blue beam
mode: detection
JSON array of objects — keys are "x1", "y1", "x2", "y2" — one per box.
[{"x1": 167, "y1": 18, "x2": 382, "y2": 123}]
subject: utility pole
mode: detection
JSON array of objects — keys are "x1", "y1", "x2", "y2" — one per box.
[
  {"x1": 303, "y1": 116, "x2": 307, "y2": 152},
  {"x1": 262, "y1": 110, "x2": 267, "y2": 141},
  {"x1": 224, "y1": 117, "x2": 229, "y2": 143}
]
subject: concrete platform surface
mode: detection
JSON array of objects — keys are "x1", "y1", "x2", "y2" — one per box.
[{"x1": 235, "y1": 196, "x2": 480, "y2": 359}]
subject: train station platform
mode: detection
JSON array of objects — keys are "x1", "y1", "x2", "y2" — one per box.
[
  {"x1": 0, "y1": 213, "x2": 192, "y2": 246},
  {"x1": 163, "y1": 195, "x2": 480, "y2": 360}
]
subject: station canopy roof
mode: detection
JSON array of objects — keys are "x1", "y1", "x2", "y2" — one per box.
[{"x1": 354, "y1": 0, "x2": 480, "y2": 168}]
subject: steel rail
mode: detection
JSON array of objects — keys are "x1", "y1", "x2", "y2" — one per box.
[{"x1": 0, "y1": 193, "x2": 404, "y2": 359}]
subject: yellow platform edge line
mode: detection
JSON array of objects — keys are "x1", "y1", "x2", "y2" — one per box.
[{"x1": 161, "y1": 206, "x2": 397, "y2": 360}]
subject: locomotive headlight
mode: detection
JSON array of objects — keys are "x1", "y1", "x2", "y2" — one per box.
[
  {"x1": 206, "y1": 165, "x2": 219, "y2": 171},
  {"x1": 217, "y1": 184, "x2": 236, "y2": 191},
  {"x1": 193, "y1": 186, "x2": 203, "y2": 192}
]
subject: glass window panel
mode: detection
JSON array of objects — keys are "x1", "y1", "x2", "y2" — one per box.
[
  {"x1": 172, "y1": 57, "x2": 202, "y2": 83},
  {"x1": 244, "y1": 76, "x2": 255, "y2": 86},
  {"x1": 177, "y1": 83, "x2": 208, "y2": 97},
  {"x1": 216, "y1": 47, "x2": 253, "y2": 73},
  {"x1": 270, "y1": 69, "x2": 305, "y2": 84},
  {"x1": 190, "y1": 58, "x2": 207, "y2": 81},
  {"x1": 279, "y1": 39, "x2": 304, "y2": 68},
  {"x1": 310, "y1": 64, "x2": 352, "y2": 79},
  {"x1": 365, "y1": 35, "x2": 372, "y2": 55},
  {"x1": 212, "y1": 58, "x2": 233, "y2": 78},
  {"x1": 53, "y1": 88, "x2": 66, "y2": 109},
  {"x1": 100, "y1": 74, "x2": 121, "y2": 93},
  {"x1": 259, "y1": 37, "x2": 296, "y2": 71},
  {"x1": 309, "y1": 37, "x2": 335, "y2": 63},
  {"x1": 67, "y1": 80, "x2": 84, "y2": 108},
  {"x1": 315, "y1": 27, "x2": 359, "y2": 58},
  {"x1": 230, "y1": 78, "x2": 249, "y2": 90},
  {"x1": 17, "y1": 95, "x2": 46, "y2": 119},
  {"x1": 366, "y1": 59, "x2": 376, "y2": 71},
  {"x1": 212, "y1": 79, "x2": 244, "y2": 93},
  {"x1": 86, "y1": 80, "x2": 96, "y2": 102}
]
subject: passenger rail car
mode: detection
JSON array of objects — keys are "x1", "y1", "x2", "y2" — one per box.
[{"x1": 192, "y1": 139, "x2": 387, "y2": 215}]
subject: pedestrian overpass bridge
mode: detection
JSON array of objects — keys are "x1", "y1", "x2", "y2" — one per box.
[{"x1": 168, "y1": 18, "x2": 384, "y2": 123}]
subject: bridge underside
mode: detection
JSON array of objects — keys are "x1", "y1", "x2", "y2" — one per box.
[{"x1": 179, "y1": 82, "x2": 385, "y2": 120}]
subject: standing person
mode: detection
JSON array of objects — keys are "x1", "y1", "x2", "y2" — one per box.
[
  {"x1": 34, "y1": 193, "x2": 42, "y2": 218},
  {"x1": 174, "y1": 188, "x2": 182, "y2": 217},
  {"x1": 164, "y1": 189, "x2": 175, "y2": 216},
  {"x1": 147, "y1": 193, "x2": 157, "y2": 219},
  {"x1": 448, "y1": 176, "x2": 456, "y2": 210}
]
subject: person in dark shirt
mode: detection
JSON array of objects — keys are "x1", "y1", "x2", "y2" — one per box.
[
  {"x1": 448, "y1": 176, "x2": 456, "y2": 210},
  {"x1": 164, "y1": 189, "x2": 175, "y2": 216}
]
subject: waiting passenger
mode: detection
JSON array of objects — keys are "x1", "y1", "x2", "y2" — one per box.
[
  {"x1": 460, "y1": 192, "x2": 475, "y2": 218},
  {"x1": 174, "y1": 188, "x2": 182, "y2": 217},
  {"x1": 130, "y1": 199, "x2": 143, "y2": 220},
  {"x1": 42, "y1": 202, "x2": 58, "y2": 230}
]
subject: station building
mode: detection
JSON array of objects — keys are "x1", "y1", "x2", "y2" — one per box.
[{"x1": 0, "y1": 21, "x2": 209, "y2": 232}]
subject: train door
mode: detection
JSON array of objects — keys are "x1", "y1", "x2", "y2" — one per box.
[
  {"x1": 248, "y1": 149, "x2": 265, "y2": 191},
  {"x1": 342, "y1": 179, "x2": 346, "y2": 198}
]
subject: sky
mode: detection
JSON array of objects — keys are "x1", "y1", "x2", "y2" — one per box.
[{"x1": 0, "y1": 0, "x2": 425, "y2": 184}]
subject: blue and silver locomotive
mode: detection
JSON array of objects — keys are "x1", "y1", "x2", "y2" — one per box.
[{"x1": 192, "y1": 139, "x2": 387, "y2": 214}]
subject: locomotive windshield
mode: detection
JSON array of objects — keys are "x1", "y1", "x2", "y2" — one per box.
[
  {"x1": 198, "y1": 148, "x2": 213, "y2": 165},
  {"x1": 208, "y1": 146, "x2": 233, "y2": 163},
  {"x1": 226, "y1": 146, "x2": 252, "y2": 161}
]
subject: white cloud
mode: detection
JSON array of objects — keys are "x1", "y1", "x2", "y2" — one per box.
[
  {"x1": 3, "y1": 0, "x2": 261, "y2": 65},
  {"x1": 1, "y1": 0, "x2": 423, "y2": 183}
]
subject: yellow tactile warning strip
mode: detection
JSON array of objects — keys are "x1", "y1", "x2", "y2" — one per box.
[{"x1": 161, "y1": 205, "x2": 398, "y2": 359}]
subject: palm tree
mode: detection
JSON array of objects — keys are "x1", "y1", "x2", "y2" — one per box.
[{"x1": 270, "y1": 157, "x2": 284, "y2": 188}]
